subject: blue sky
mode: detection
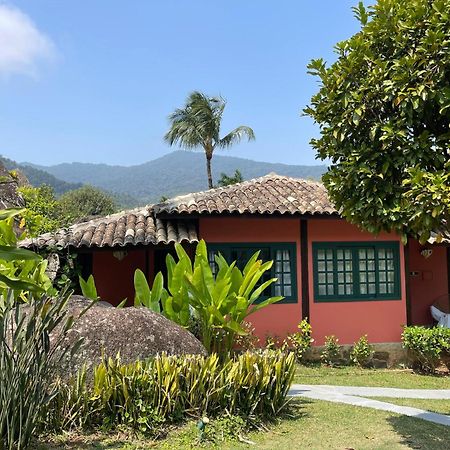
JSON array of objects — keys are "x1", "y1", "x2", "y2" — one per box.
[{"x1": 0, "y1": 1, "x2": 361, "y2": 166}]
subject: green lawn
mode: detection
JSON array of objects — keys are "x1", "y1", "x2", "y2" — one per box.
[
  {"x1": 294, "y1": 364, "x2": 450, "y2": 389},
  {"x1": 38, "y1": 399, "x2": 450, "y2": 450},
  {"x1": 37, "y1": 366, "x2": 450, "y2": 449}
]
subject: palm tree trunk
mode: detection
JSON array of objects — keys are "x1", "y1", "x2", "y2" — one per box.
[{"x1": 205, "y1": 154, "x2": 213, "y2": 189}]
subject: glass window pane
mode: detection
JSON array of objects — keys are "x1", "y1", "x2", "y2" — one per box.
[
  {"x1": 338, "y1": 285, "x2": 345, "y2": 295},
  {"x1": 317, "y1": 250, "x2": 325, "y2": 260},
  {"x1": 318, "y1": 285, "x2": 326, "y2": 296},
  {"x1": 346, "y1": 285, "x2": 353, "y2": 295},
  {"x1": 360, "y1": 285, "x2": 367, "y2": 294},
  {"x1": 388, "y1": 283, "x2": 394, "y2": 293},
  {"x1": 327, "y1": 285, "x2": 334, "y2": 295},
  {"x1": 318, "y1": 273, "x2": 326, "y2": 283},
  {"x1": 327, "y1": 273, "x2": 334, "y2": 284},
  {"x1": 368, "y1": 283, "x2": 376, "y2": 294},
  {"x1": 379, "y1": 284, "x2": 386, "y2": 294},
  {"x1": 283, "y1": 261, "x2": 290, "y2": 271},
  {"x1": 318, "y1": 261, "x2": 325, "y2": 271},
  {"x1": 284, "y1": 274, "x2": 291, "y2": 284}
]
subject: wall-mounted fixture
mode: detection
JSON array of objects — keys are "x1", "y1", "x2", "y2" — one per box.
[
  {"x1": 113, "y1": 250, "x2": 128, "y2": 261},
  {"x1": 420, "y1": 248, "x2": 433, "y2": 259}
]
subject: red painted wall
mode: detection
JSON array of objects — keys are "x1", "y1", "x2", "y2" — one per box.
[
  {"x1": 199, "y1": 217, "x2": 303, "y2": 343},
  {"x1": 92, "y1": 248, "x2": 152, "y2": 306},
  {"x1": 308, "y1": 220, "x2": 407, "y2": 345},
  {"x1": 408, "y1": 239, "x2": 448, "y2": 325}
]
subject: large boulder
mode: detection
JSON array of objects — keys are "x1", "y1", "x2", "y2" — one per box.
[{"x1": 57, "y1": 296, "x2": 206, "y2": 374}]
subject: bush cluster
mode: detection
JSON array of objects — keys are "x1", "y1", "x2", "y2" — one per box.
[
  {"x1": 402, "y1": 326, "x2": 450, "y2": 373},
  {"x1": 42, "y1": 351, "x2": 295, "y2": 436}
]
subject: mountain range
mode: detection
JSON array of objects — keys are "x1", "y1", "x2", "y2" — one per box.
[{"x1": 4, "y1": 151, "x2": 327, "y2": 207}]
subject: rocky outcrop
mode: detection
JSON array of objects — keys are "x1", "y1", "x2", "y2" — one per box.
[{"x1": 57, "y1": 296, "x2": 206, "y2": 374}]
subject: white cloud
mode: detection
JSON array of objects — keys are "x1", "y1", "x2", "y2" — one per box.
[{"x1": 0, "y1": 4, "x2": 55, "y2": 77}]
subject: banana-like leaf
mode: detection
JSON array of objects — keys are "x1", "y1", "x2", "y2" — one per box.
[
  {"x1": 134, "y1": 269, "x2": 151, "y2": 307},
  {"x1": 0, "y1": 273, "x2": 44, "y2": 292},
  {"x1": 0, "y1": 208, "x2": 24, "y2": 221},
  {"x1": 79, "y1": 275, "x2": 98, "y2": 300},
  {"x1": 0, "y1": 245, "x2": 41, "y2": 262}
]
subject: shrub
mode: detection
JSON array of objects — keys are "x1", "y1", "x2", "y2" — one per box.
[
  {"x1": 285, "y1": 319, "x2": 314, "y2": 362},
  {"x1": 321, "y1": 335, "x2": 340, "y2": 366},
  {"x1": 402, "y1": 326, "x2": 450, "y2": 373},
  {"x1": 42, "y1": 350, "x2": 295, "y2": 435},
  {"x1": 350, "y1": 335, "x2": 373, "y2": 367},
  {"x1": 0, "y1": 288, "x2": 83, "y2": 450}
]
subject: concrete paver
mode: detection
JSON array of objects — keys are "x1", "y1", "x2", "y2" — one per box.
[{"x1": 289, "y1": 384, "x2": 450, "y2": 427}]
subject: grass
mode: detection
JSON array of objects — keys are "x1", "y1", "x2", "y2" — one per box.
[
  {"x1": 36, "y1": 399, "x2": 450, "y2": 449},
  {"x1": 294, "y1": 363, "x2": 450, "y2": 389},
  {"x1": 36, "y1": 366, "x2": 450, "y2": 449}
]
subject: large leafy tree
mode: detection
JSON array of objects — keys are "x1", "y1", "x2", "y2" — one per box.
[
  {"x1": 165, "y1": 91, "x2": 255, "y2": 189},
  {"x1": 305, "y1": 0, "x2": 450, "y2": 243},
  {"x1": 57, "y1": 185, "x2": 116, "y2": 224}
]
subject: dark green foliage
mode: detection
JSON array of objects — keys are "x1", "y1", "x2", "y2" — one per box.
[
  {"x1": 165, "y1": 92, "x2": 255, "y2": 189},
  {"x1": 42, "y1": 351, "x2": 295, "y2": 435},
  {"x1": 305, "y1": 0, "x2": 450, "y2": 242},
  {"x1": 402, "y1": 326, "x2": 450, "y2": 373},
  {"x1": 58, "y1": 185, "x2": 116, "y2": 224},
  {"x1": 217, "y1": 169, "x2": 244, "y2": 187}
]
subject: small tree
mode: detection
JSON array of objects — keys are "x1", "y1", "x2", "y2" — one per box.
[
  {"x1": 217, "y1": 169, "x2": 244, "y2": 187},
  {"x1": 19, "y1": 184, "x2": 61, "y2": 236},
  {"x1": 305, "y1": 0, "x2": 450, "y2": 242},
  {"x1": 58, "y1": 185, "x2": 116, "y2": 225},
  {"x1": 165, "y1": 92, "x2": 255, "y2": 189}
]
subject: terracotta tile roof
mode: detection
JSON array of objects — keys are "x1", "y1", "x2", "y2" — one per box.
[
  {"x1": 21, "y1": 207, "x2": 198, "y2": 249},
  {"x1": 154, "y1": 173, "x2": 337, "y2": 216}
]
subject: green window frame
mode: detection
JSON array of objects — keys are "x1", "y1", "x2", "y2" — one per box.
[
  {"x1": 312, "y1": 241, "x2": 401, "y2": 302},
  {"x1": 207, "y1": 242, "x2": 297, "y2": 304}
]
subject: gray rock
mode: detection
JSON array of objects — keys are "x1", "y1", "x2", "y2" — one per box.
[{"x1": 56, "y1": 296, "x2": 206, "y2": 374}]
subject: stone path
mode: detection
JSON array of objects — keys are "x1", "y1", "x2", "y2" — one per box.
[{"x1": 289, "y1": 384, "x2": 450, "y2": 427}]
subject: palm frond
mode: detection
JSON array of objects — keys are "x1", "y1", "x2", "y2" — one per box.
[{"x1": 218, "y1": 126, "x2": 255, "y2": 148}]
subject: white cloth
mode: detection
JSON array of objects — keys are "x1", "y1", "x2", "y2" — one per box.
[{"x1": 430, "y1": 305, "x2": 450, "y2": 328}]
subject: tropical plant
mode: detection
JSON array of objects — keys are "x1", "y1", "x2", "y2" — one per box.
[
  {"x1": 133, "y1": 270, "x2": 164, "y2": 312},
  {"x1": 304, "y1": 0, "x2": 450, "y2": 243},
  {"x1": 0, "y1": 209, "x2": 53, "y2": 301},
  {"x1": 321, "y1": 335, "x2": 340, "y2": 366},
  {"x1": 79, "y1": 274, "x2": 98, "y2": 301},
  {"x1": 42, "y1": 350, "x2": 295, "y2": 434},
  {"x1": 178, "y1": 241, "x2": 282, "y2": 354},
  {"x1": 0, "y1": 241, "x2": 83, "y2": 450},
  {"x1": 165, "y1": 91, "x2": 255, "y2": 189},
  {"x1": 350, "y1": 335, "x2": 374, "y2": 367},
  {"x1": 217, "y1": 169, "x2": 244, "y2": 187}
]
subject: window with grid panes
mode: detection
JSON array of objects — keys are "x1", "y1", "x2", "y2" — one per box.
[
  {"x1": 207, "y1": 243, "x2": 297, "y2": 303},
  {"x1": 313, "y1": 242, "x2": 400, "y2": 302}
]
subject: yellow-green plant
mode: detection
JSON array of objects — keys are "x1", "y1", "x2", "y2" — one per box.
[
  {"x1": 0, "y1": 209, "x2": 53, "y2": 301},
  {"x1": 42, "y1": 350, "x2": 295, "y2": 434},
  {"x1": 182, "y1": 240, "x2": 282, "y2": 354}
]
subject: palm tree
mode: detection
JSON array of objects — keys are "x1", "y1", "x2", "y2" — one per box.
[{"x1": 164, "y1": 91, "x2": 255, "y2": 189}]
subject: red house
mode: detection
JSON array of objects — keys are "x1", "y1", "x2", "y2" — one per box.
[{"x1": 26, "y1": 174, "x2": 450, "y2": 346}]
